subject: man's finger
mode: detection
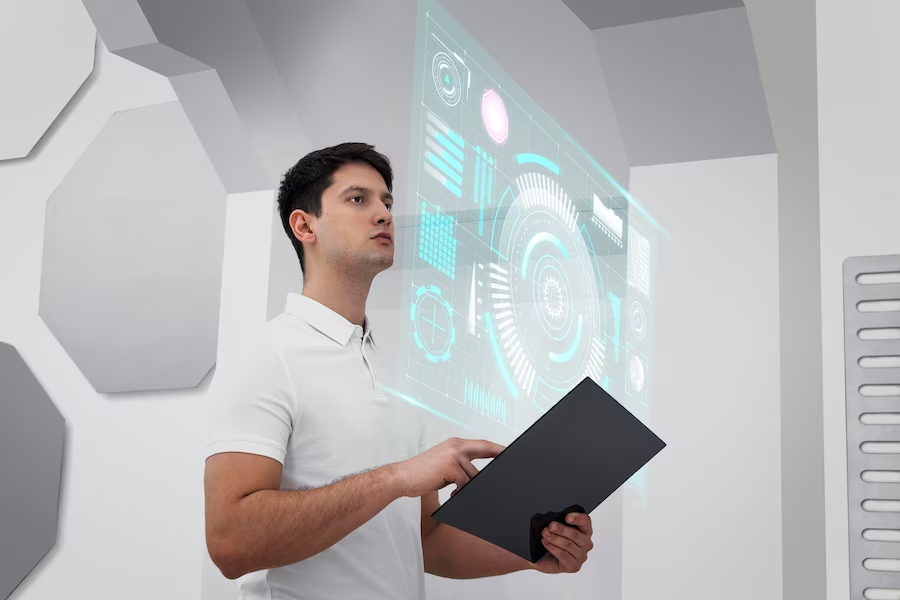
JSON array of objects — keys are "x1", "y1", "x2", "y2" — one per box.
[
  {"x1": 459, "y1": 439, "x2": 505, "y2": 460},
  {"x1": 542, "y1": 528, "x2": 582, "y2": 558},
  {"x1": 546, "y1": 522, "x2": 590, "y2": 550},
  {"x1": 541, "y1": 537, "x2": 578, "y2": 571},
  {"x1": 565, "y1": 512, "x2": 593, "y2": 535},
  {"x1": 452, "y1": 466, "x2": 471, "y2": 494},
  {"x1": 457, "y1": 456, "x2": 479, "y2": 480}
]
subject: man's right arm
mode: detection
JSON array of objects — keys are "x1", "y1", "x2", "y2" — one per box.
[
  {"x1": 204, "y1": 452, "x2": 403, "y2": 579},
  {"x1": 204, "y1": 437, "x2": 503, "y2": 579}
]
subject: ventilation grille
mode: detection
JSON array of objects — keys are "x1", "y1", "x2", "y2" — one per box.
[{"x1": 845, "y1": 256, "x2": 900, "y2": 600}]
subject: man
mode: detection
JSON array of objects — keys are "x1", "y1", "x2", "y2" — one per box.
[{"x1": 203, "y1": 142, "x2": 594, "y2": 598}]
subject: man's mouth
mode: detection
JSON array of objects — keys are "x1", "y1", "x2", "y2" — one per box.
[{"x1": 373, "y1": 232, "x2": 392, "y2": 242}]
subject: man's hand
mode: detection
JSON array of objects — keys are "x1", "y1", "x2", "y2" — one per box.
[
  {"x1": 394, "y1": 437, "x2": 504, "y2": 498},
  {"x1": 534, "y1": 512, "x2": 594, "y2": 574}
]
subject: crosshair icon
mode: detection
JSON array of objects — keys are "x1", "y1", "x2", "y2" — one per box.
[
  {"x1": 423, "y1": 302, "x2": 446, "y2": 344},
  {"x1": 412, "y1": 284, "x2": 455, "y2": 362}
]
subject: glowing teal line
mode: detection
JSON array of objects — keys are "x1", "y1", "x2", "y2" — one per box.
[
  {"x1": 446, "y1": 128, "x2": 465, "y2": 149},
  {"x1": 549, "y1": 315, "x2": 582, "y2": 363},
  {"x1": 521, "y1": 232, "x2": 568, "y2": 278},
  {"x1": 380, "y1": 385, "x2": 481, "y2": 433},
  {"x1": 490, "y1": 186, "x2": 514, "y2": 256},
  {"x1": 442, "y1": 150, "x2": 463, "y2": 173},
  {"x1": 516, "y1": 153, "x2": 560, "y2": 175},
  {"x1": 484, "y1": 312, "x2": 519, "y2": 399},
  {"x1": 444, "y1": 179, "x2": 462, "y2": 197},
  {"x1": 435, "y1": 132, "x2": 464, "y2": 160},
  {"x1": 559, "y1": 129, "x2": 671, "y2": 240},
  {"x1": 427, "y1": 152, "x2": 462, "y2": 185}
]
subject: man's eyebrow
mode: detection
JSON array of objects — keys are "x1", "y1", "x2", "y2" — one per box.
[{"x1": 339, "y1": 185, "x2": 393, "y2": 201}]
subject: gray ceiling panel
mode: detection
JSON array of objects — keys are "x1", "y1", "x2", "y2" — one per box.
[
  {"x1": 39, "y1": 102, "x2": 226, "y2": 394},
  {"x1": 0, "y1": 343, "x2": 65, "y2": 599},
  {"x1": 593, "y1": 7, "x2": 774, "y2": 166},
  {"x1": 562, "y1": 0, "x2": 745, "y2": 30},
  {"x1": 80, "y1": 0, "x2": 277, "y2": 194},
  {"x1": 81, "y1": 0, "x2": 312, "y2": 188},
  {"x1": 0, "y1": 0, "x2": 95, "y2": 160}
]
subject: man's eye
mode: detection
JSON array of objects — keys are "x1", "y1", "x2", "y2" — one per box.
[
  {"x1": 350, "y1": 196, "x2": 363, "y2": 203},
  {"x1": 385, "y1": 203, "x2": 393, "y2": 212}
]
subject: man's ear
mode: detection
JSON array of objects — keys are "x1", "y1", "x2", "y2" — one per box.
[{"x1": 290, "y1": 209, "x2": 315, "y2": 245}]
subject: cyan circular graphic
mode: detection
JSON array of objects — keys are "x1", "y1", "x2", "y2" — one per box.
[
  {"x1": 412, "y1": 284, "x2": 455, "y2": 363},
  {"x1": 630, "y1": 301, "x2": 647, "y2": 341},
  {"x1": 432, "y1": 52, "x2": 462, "y2": 107},
  {"x1": 489, "y1": 173, "x2": 605, "y2": 400}
]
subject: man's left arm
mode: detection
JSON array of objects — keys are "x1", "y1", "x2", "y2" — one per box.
[{"x1": 420, "y1": 491, "x2": 594, "y2": 579}]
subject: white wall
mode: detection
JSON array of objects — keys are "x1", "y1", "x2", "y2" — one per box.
[
  {"x1": 0, "y1": 42, "x2": 213, "y2": 599},
  {"x1": 816, "y1": 1, "x2": 900, "y2": 598},
  {"x1": 624, "y1": 154, "x2": 783, "y2": 600},
  {"x1": 0, "y1": 4, "x2": 788, "y2": 600},
  {"x1": 743, "y1": 2, "x2": 825, "y2": 597}
]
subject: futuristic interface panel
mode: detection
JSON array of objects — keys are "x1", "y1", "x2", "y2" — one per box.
[{"x1": 392, "y1": 0, "x2": 664, "y2": 496}]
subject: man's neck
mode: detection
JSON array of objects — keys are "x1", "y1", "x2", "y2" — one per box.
[{"x1": 301, "y1": 269, "x2": 372, "y2": 327}]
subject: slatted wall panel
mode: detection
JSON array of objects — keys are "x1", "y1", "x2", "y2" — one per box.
[{"x1": 844, "y1": 255, "x2": 900, "y2": 600}]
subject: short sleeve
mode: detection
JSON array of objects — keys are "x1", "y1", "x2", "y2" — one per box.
[{"x1": 203, "y1": 330, "x2": 296, "y2": 465}]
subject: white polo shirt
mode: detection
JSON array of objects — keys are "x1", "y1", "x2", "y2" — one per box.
[{"x1": 204, "y1": 293, "x2": 426, "y2": 600}]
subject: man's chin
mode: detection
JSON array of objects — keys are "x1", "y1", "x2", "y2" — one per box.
[{"x1": 362, "y1": 253, "x2": 393, "y2": 274}]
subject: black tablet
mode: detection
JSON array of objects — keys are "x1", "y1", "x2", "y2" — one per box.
[{"x1": 431, "y1": 376, "x2": 666, "y2": 563}]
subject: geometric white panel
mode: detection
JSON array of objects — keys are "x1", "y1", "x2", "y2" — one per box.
[
  {"x1": 0, "y1": 0, "x2": 96, "y2": 160},
  {"x1": 39, "y1": 102, "x2": 226, "y2": 393},
  {"x1": 0, "y1": 342, "x2": 65, "y2": 599}
]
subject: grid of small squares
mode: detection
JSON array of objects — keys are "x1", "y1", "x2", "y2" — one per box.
[{"x1": 418, "y1": 201, "x2": 457, "y2": 279}]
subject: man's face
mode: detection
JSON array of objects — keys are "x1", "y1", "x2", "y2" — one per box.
[{"x1": 307, "y1": 162, "x2": 395, "y2": 277}]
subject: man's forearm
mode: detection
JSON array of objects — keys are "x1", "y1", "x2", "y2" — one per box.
[
  {"x1": 424, "y1": 522, "x2": 536, "y2": 579},
  {"x1": 213, "y1": 464, "x2": 402, "y2": 578}
]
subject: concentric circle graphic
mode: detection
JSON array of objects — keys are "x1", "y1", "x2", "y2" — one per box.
[
  {"x1": 630, "y1": 301, "x2": 647, "y2": 341},
  {"x1": 541, "y1": 275, "x2": 565, "y2": 321},
  {"x1": 432, "y1": 52, "x2": 462, "y2": 107},
  {"x1": 412, "y1": 284, "x2": 455, "y2": 363},
  {"x1": 488, "y1": 173, "x2": 606, "y2": 407}
]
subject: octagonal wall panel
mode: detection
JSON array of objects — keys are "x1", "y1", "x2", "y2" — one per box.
[
  {"x1": 39, "y1": 102, "x2": 226, "y2": 394},
  {"x1": 0, "y1": 342, "x2": 65, "y2": 599},
  {"x1": 0, "y1": 0, "x2": 96, "y2": 160}
]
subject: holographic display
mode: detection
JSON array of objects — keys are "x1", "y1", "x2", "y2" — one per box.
[{"x1": 392, "y1": 0, "x2": 666, "y2": 496}]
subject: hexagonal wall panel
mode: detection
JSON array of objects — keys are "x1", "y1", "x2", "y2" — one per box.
[
  {"x1": 0, "y1": 342, "x2": 65, "y2": 599},
  {"x1": 39, "y1": 102, "x2": 226, "y2": 393},
  {"x1": 0, "y1": 0, "x2": 96, "y2": 160}
]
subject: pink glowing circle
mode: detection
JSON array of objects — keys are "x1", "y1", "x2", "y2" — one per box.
[{"x1": 481, "y1": 89, "x2": 509, "y2": 144}]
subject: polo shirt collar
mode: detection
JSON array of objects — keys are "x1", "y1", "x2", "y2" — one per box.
[{"x1": 284, "y1": 293, "x2": 377, "y2": 348}]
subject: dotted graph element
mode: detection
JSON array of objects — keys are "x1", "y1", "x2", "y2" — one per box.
[
  {"x1": 418, "y1": 201, "x2": 458, "y2": 279},
  {"x1": 608, "y1": 291, "x2": 621, "y2": 363},
  {"x1": 464, "y1": 378, "x2": 507, "y2": 425},
  {"x1": 411, "y1": 284, "x2": 456, "y2": 363}
]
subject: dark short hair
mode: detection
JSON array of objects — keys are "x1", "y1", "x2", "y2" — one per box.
[{"x1": 277, "y1": 142, "x2": 393, "y2": 273}]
